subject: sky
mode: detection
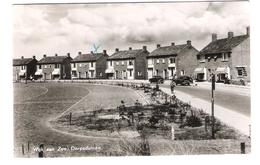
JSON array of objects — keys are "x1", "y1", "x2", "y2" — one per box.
[{"x1": 13, "y1": 1, "x2": 250, "y2": 59}]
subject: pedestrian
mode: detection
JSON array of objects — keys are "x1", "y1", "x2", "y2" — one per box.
[{"x1": 170, "y1": 79, "x2": 176, "y2": 94}]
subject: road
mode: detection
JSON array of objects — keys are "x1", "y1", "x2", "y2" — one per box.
[{"x1": 160, "y1": 84, "x2": 250, "y2": 116}]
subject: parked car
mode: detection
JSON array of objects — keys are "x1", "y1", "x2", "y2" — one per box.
[
  {"x1": 149, "y1": 76, "x2": 164, "y2": 84},
  {"x1": 173, "y1": 76, "x2": 193, "y2": 86}
]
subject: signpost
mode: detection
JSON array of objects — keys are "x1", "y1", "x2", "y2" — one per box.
[{"x1": 211, "y1": 73, "x2": 215, "y2": 139}]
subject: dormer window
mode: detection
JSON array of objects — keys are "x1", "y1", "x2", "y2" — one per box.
[
  {"x1": 222, "y1": 53, "x2": 229, "y2": 61},
  {"x1": 169, "y1": 58, "x2": 175, "y2": 64}
]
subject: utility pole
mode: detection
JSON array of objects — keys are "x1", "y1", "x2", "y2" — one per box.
[
  {"x1": 211, "y1": 73, "x2": 215, "y2": 139},
  {"x1": 25, "y1": 66, "x2": 27, "y2": 84}
]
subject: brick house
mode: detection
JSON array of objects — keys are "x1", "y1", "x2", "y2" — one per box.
[
  {"x1": 147, "y1": 41, "x2": 199, "y2": 79},
  {"x1": 106, "y1": 46, "x2": 149, "y2": 80},
  {"x1": 13, "y1": 56, "x2": 38, "y2": 81},
  {"x1": 35, "y1": 53, "x2": 72, "y2": 80},
  {"x1": 195, "y1": 27, "x2": 250, "y2": 82},
  {"x1": 70, "y1": 50, "x2": 108, "y2": 79}
]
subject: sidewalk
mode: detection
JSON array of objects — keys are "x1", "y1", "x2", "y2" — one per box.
[{"x1": 160, "y1": 87, "x2": 250, "y2": 136}]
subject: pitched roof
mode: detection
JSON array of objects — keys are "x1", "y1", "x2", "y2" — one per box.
[
  {"x1": 13, "y1": 58, "x2": 36, "y2": 66},
  {"x1": 148, "y1": 44, "x2": 188, "y2": 57},
  {"x1": 38, "y1": 56, "x2": 71, "y2": 64},
  {"x1": 72, "y1": 53, "x2": 105, "y2": 62},
  {"x1": 199, "y1": 35, "x2": 249, "y2": 55},
  {"x1": 108, "y1": 49, "x2": 148, "y2": 60}
]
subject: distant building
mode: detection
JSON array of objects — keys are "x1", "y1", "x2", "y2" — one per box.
[
  {"x1": 35, "y1": 53, "x2": 72, "y2": 80},
  {"x1": 147, "y1": 41, "x2": 199, "y2": 79},
  {"x1": 13, "y1": 56, "x2": 38, "y2": 82},
  {"x1": 70, "y1": 50, "x2": 108, "y2": 79},
  {"x1": 106, "y1": 46, "x2": 149, "y2": 80},
  {"x1": 195, "y1": 27, "x2": 250, "y2": 82}
]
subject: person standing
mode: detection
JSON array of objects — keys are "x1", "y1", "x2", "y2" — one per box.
[{"x1": 170, "y1": 79, "x2": 176, "y2": 94}]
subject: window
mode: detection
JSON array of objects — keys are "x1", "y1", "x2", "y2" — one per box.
[
  {"x1": 199, "y1": 55, "x2": 205, "y2": 63},
  {"x1": 45, "y1": 65, "x2": 47, "y2": 68},
  {"x1": 129, "y1": 60, "x2": 133, "y2": 65},
  {"x1": 116, "y1": 61, "x2": 119, "y2": 66},
  {"x1": 156, "y1": 69, "x2": 159, "y2": 75},
  {"x1": 148, "y1": 59, "x2": 153, "y2": 65},
  {"x1": 180, "y1": 70, "x2": 185, "y2": 76},
  {"x1": 91, "y1": 62, "x2": 94, "y2": 67},
  {"x1": 138, "y1": 72, "x2": 142, "y2": 76},
  {"x1": 39, "y1": 65, "x2": 42, "y2": 69},
  {"x1": 222, "y1": 53, "x2": 229, "y2": 61},
  {"x1": 162, "y1": 59, "x2": 165, "y2": 63},
  {"x1": 21, "y1": 66, "x2": 25, "y2": 70},
  {"x1": 169, "y1": 58, "x2": 175, "y2": 64},
  {"x1": 156, "y1": 59, "x2": 160, "y2": 64},
  {"x1": 55, "y1": 64, "x2": 59, "y2": 68},
  {"x1": 237, "y1": 67, "x2": 245, "y2": 77},
  {"x1": 110, "y1": 61, "x2": 113, "y2": 66},
  {"x1": 73, "y1": 63, "x2": 76, "y2": 68},
  {"x1": 79, "y1": 64, "x2": 82, "y2": 67},
  {"x1": 49, "y1": 65, "x2": 52, "y2": 68},
  {"x1": 122, "y1": 61, "x2": 124, "y2": 66}
]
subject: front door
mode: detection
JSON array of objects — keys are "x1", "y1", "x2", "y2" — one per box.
[{"x1": 148, "y1": 69, "x2": 153, "y2": 79}]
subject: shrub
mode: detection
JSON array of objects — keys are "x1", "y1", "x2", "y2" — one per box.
[{"x1": 185, "y1": 115, "x2": 202, "y2": 127}]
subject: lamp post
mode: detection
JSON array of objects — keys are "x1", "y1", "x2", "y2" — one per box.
[{"x1": 211, "y1": 73, "x2": 215, "y2": 139}]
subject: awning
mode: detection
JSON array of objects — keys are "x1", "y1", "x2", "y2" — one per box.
[
  {"x1": 35, "y1": 70, "x2": 42, "y2": 75},
  {"x1": 105, "y1": 68, "x2": 114, "y2": 73},
  {"x1": 216, "y1": 67, "x2": 227, "y2": 73},
  {"x1": 194, "y1": 68, "x2": 205, "y2": 73},
  {"x1": 19, "y1": 70, "x2": 26, "y2": 76},
  {"x1": 52, "y1": 69, "x2": 60, "y2": 75}
]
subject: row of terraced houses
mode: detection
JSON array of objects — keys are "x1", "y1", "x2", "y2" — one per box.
[{"x1": 13, "y1": 27, "x2": 250, "y2": 83}]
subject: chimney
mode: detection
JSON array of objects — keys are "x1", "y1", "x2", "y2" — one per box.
[
  {"x1": 246, "y1": 26, "x2": 250, "y2": 36},
  {"x1": 21, "y1": 56, "x2": 24, "y2": 59},
  {"x1": 103, "y1": 50, "x2": 107, "y2": 54},
  {"x1": 143, "y1": 46, "x2": 147, "y2": 51},
  {"x1": 115, "y1": 48, "x2": 119, "y2": 52},
  {"x1": 67, "y1": 53, "x2": 70, "y2": 57},
  {"x1": 129, "y1": 47, "x2": 132, "y2": 50},
  {"x1": 78, "y1": 51, "x2": 82, "y2": 55},
  {"x1": 212, "y1": 33, "x2": 217, "y2": 42},
  {"x1": 32, "y1": 55, "x2": 36, "y2": 59},
  {"x1": 187, "y1": 40, "x2": 191, "y2": 46},
  {"x1": 55, "y1": 53, "x2": 58, "y2": 56},
  {"x1": 43, "y1": 54, "x2": 46, "y2": 58},
  {"x1": 171, "y1": 42, "x2": 175, "y2": 46},
  {"x1": 157, "y1": 44, "x2": 161, "y2": 48},
  {"x1": 228, "y1": 32, "x2": 234, "y2": 38}
]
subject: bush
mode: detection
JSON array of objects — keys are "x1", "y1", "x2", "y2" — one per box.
[
  {"x1": 185, "y1": 115, "x2": 202, "y2": 127},
  {"x1": 230, "y1": 79, "x2": 246, "y2": 86}
]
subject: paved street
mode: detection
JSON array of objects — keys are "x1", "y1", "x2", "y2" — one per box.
[{"x1": 160, "y1": 83, "x2": 250, "y2": 116}]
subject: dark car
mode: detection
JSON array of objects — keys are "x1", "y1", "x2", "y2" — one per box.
[
  {"x1": 173, "y1": 76, "x2": 193, "y2": 86},
  {"x1": 149, "y1": 76, "x2": 164, "y2": 84}
]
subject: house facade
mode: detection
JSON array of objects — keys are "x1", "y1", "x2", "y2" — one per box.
[
  {"x1": 147, "y1": 41, "x2": 199, "y2": 79},
  {"x1": 195, "y1": 27, "x2": 250, "y2": 82},
  {"x1": 70, "y1": 50, "x2": 108, "y2": 79},
  {"x1": 35, "y1": 53, "x2": 72, "y2": 80},
  {"x1": 106, "y1": 46, "x2": 149, "y2": 80},
  {"x1": 13, "y1": 56, "x2": 38, "y2": 82}
]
